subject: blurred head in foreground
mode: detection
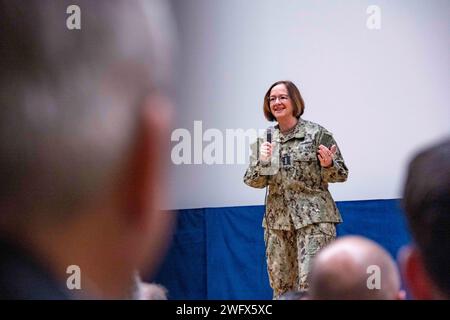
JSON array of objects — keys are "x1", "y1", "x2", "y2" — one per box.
[
  {"x1": 400, "y1": 138, "x2": 450, "y2": 300},
  {"x1": 0, "y1": 0, "x2": 176, "y2": 299}
]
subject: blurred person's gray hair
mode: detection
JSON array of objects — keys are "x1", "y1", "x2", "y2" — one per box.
[{"x1": 0, "y1": 0, "x2": 176, "y2": 223}]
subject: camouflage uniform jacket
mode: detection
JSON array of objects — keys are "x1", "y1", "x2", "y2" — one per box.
[{"x1": 243, "y1": 119, "x2": 348, "y2": 230}]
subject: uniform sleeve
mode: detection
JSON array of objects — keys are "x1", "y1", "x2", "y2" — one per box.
[
  {"x1": 243, "y1": 138, "x2": 269, "y2": 189},
  {"x1": 319, "y1": 129, "x2": 349, "y2": 183}
]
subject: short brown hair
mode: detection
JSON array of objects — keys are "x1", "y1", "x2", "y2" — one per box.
[{"x1": 263, "y1": 80, "x2": 305, "y2": 121}]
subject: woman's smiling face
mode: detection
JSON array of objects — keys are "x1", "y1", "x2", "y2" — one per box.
[{"x1": 269, "y1": 84, "x2": 294, "y2": 121}]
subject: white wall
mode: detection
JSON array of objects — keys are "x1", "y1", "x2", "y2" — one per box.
[{"x1": 168, "y1": 0, "x2": 450, "y2": 210}]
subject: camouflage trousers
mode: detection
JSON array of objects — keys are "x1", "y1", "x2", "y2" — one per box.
[{"x1": 264, "y1": 223, "x2": 336, "y2": 299}]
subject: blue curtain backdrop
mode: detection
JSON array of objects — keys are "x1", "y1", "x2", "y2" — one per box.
[{"x1": 149, "y1": 199, "x2": 411, "y2": 300}]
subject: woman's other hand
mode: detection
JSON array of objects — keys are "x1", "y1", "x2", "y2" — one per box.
[{"x1": 318, "y1": 144, "x2": 337, "y2": 168}]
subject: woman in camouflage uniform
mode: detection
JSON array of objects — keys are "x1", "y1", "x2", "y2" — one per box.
[{"x1": 243, "y1": 80, "x2": 348, "y2": 298}]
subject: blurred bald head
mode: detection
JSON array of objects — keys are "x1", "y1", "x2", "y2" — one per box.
[{"x1": 309, "y1": 236, "x2": 403, "y2": 300}]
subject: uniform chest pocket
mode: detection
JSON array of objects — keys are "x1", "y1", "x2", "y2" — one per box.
[
  {"x1": 288, "y1": 143, "x2": 320, "y2": 183},
  {"x1": 293, "y1": 144, "x2": 317, "y2": 162},
  {"x1": 290, "y1": 149, "x2": 318, "y2": 179}
]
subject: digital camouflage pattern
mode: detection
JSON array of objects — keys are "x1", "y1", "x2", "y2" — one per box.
[
  {"x1": 244, "y1": 119, "x2": 348, "y2": 230},
  {"x1": 244, "y1": 118, "x2": 348, "y2": 296},
  {"x1": 264, "y1": 223, "x2": 336, "y2": 298}
]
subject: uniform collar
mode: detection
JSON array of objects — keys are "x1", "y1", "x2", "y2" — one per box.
[{"x1": 275, "y1": 118, "x2": 305, "y2": 142}]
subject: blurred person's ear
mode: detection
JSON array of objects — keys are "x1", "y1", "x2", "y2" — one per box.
[
  {"x1": 399, "y1": 245, "x2": 434, "y2": 300},
  {"x1": 396, "y1": 290, "x2": 406, "y2": 300},
  {"x1": 122, "y1": 94, "x2": 175, "y2": 276}
]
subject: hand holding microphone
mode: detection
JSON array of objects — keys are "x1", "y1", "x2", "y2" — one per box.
[
  {"x1": 260, "y1": 142, "x2": 274, "y2": 162},
  {"x1": 260, "y1": 127, "x2": 275, "y2": 163}
]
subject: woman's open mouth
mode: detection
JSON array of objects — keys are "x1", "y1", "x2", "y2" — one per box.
[{"x1": 273, "y1": 106, "x2": 286, "y2": 113}]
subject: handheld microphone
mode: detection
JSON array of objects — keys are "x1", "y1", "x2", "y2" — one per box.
[{"x1": 266, "y1": 127, "x2": 273, "y2": 144}]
